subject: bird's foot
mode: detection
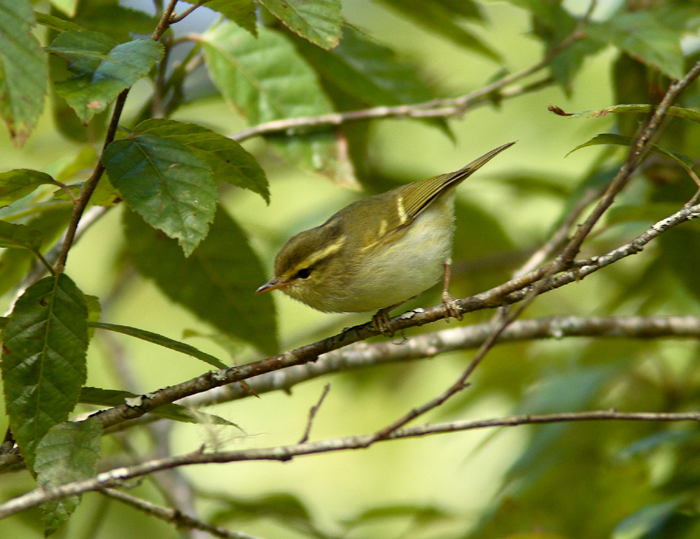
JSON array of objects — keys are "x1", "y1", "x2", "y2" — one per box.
[{"x1": 441, "y1": 292, "x2": 463, "y2": 322}]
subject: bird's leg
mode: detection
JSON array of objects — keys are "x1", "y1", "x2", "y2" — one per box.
[
  {"x1": 441, "y1": 260, "x2": 463, "y2": 321},
  {"x1": 371, "y1": 297, "x2": 416, "y2": 336}
]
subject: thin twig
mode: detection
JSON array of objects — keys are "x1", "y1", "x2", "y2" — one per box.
[
  {"x1": 99, "y1": 488, "x2": 262, "y2": 539},
  {"x1": 298, "y1": 383, "x2": 331, "y2": 444},
  {"x1": 2, "y1": 409, "x2": 699, "y2": 519},
  {"x1": 230, "y1": 77, "x2": 554, "y2": 142}
]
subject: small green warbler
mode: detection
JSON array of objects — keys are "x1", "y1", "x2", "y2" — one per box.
[{"x1": 256, "y1": 142, "x2": 515, "y2": 332}]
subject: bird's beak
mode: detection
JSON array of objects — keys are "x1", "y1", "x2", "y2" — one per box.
[{"x1": 255, "y1": 277, "x2": 290, "y2": 294}]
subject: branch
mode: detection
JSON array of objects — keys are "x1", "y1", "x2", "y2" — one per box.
[
  {"x1": 176, "y1": 315, "x2": 700, "y2": 410},
  {"x1": 82, "y1": 201, "x2": 700, "y2": 432},
  {"x1": 3, "y1": 409, "x2": 698, "y2": 519},
  {"x1": 230, "y1": 77, "x2": 554, "y2": 142},
  {"x1": 99, "y1": 488, "x2": 262, "y2": 539}
]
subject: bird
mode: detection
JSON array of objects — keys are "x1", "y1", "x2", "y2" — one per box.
[{"x1": 256, "y1": 141, "x2": 515, "y2": 333}]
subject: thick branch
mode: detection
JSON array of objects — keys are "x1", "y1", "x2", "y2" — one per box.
[{"x1": 2, "y1": 409, "x2": 698, "y2": 519}]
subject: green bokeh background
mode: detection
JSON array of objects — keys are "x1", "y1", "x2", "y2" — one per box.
[{"x1": 5, "y1": 0, "x2": 697, "y2": 538}]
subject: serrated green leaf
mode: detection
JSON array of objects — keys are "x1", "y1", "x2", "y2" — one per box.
[
  {"x1": 47, "y1": 31, "x2": 164, "y2": 122},
  {"x1": 124, "y1": 206, "x2": 278, "y2": 355},
  {"x1": 79, "y1": 387, "x2": 239, "y2": 427},
  {"x1": 133, "y1": 119, "x2": 269, "y2": 203},
  {"x1": 102, "y1": 135, "x2": 217, "y2": 257},
  {"x1": 1, "y1": 274, "x2": 89, "y2": 473},
  {"x1": 35, "y1": 418, "x2": 101, "y2": 536},
  {"x1": 0, "y1": 169, "x2": 57, "y2": 206},
  {"x1": 0, "y1": 0, "x2": 48, "y2": 146},
  {"x1": 0, "y1": 220, "x2": 43, "y2": 252},
  {"x1": 91, "y1": 321, "x2": 228, "y2": 370},
  {"x1": 259, "y1": 0, "x2": 342, "y2": 49},
  {"x1": 375, "y1": 0, "x2": 500, "y2": 61},
  {"x1": 202, "y1": 22, "x2": 333, "y2": 124},
  {"x1": 587, "y1": 13, "x2": 684, "y2": 79},
  {"x1": 193, "y1": 0, "x2": 257, "y2": 35}
]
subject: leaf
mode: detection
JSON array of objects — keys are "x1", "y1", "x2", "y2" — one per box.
[
  {"x1": 612, "y1": 499, "x2": 684, "y2": 539},
  {"x1": 1, "y1": 274, "x2": 89, "y2": 473},
  {"x1": 568, "y1": 133, "x2": 699, "y2": 184},
  {"x1": 375, "y1": 0, "x2": 500, "y2": 61},
  {"x1": 132, "y1": 119, "x2": 269, "y2": 203},
  {"x1": 0, "y1": 0, "x2": 48, "y2": 146},
  {"x1": 202, "y1": 21, "x2": 334, "y2": 124},
  {"x1": 0, "y1": 169, "x2": 58, "y2": 206},
  {"x1": 293, "y1": 26, "x2": 436, "y2": 108},
  {"x1": 193, "y1": 0, "x2": 257, "y2": 35},
  {"x1": 102, "y1": 134, "x2": 217, "y2": 257},
  {"x1": 124, "y1": 206, "x2": 278, "y2": 355},
  {"x1": 259, "y1": 0, "x2": 342, "y2": 49},
  {"x1": 79, "y1": 387, "x2": 239, "y2": 426},
  {"x1": 47, "y1": 31, "x2": 164, "y2": 123},
  {"x1": 34, "y1": 12, "x2": 84, "y2": 33},
  {"x1": 71, "y1": 4, "x2": 157, "y2": 43},
  {"x1": 586, "y1": 12, "x2": 684, "y2": 79},
  {"x1": 90, "y1": 321, "x2": 228, "y2": 370},
  {"x1": 559, "y1": 104, "x2": 700, "y2": 124},
  {"x1": 35, "y1": 418, "x2": 101, "y2": 536},
  {"x1": 0, "y1": 220, "x2": 43, "y2": 252},
  {"x1": 659, "y1": 225, "x2": 700, "y2": 303},
  {"x1": 605, "y1": 203, "x2": 683, "y2": 227}
]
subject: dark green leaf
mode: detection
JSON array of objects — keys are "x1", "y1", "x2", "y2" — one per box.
[
  {"x1": 587, "y1": 13, "x2": 684, "y2": 79},
  {"x1": 195, "y1": 0, "x2": 257, "y2": 35},
  {"x1": 0, "y1": 0, "x2": 48, "y2": 146},
  {"x1": 102, "y1": 135, "x2": 217, "y2": 257},
  {"x1": 1, "y1": 274, "x2": 89, "y2": 473},
  {"x1": 35, "y1": 418, "x2": 101, "y2": 536},
  {"x1": 605, "y1": 203, "x2": 683, "y2": 227},
  {"x1": 612, "y1": 499, "x2": 684, "y2": 539},
  {"x1": 660, "y1": 224, "x2": 700, "y2": 303},
  {"x1": 531, "y1": 4, "x2": 604, "y2": 90},
  {"x1": 133, "y1": 119, "x2": 269, "y2": 203},
  {"x1": 375, "y1": 0, "x2": 500, "y2": 61},
  {"x1": 0, "y1": 220, "x2": 43, "y2": 252},
  {"x1": 71, "y1": 3, "x2": 157, "y2": 43},
  {"x1": 79, "y1": 387, "x2": 239, "y2": 426},
  {"x1": 618, "y1": 430, "x2": 695, "y2": 460},
  {"x1": 124, "y1": 206, "x2": 278, "y2": 355},
  {"x1": 202, "y1": 22, "x2": 333, "y2": 124},
  {"x1": 91, "y1": 321, "x2": 228, "y2": 370},
  {"x1": 294, "y1": 27, "x2": 435, "y2": 107},
  {"x1": 259, "y1": 0, "x2": 342, "y2": 49},
  {"x1": 47, "y1": 31, "x2": 164, "y2": 123},
  {"x1": 0, "y1": 169, "x2": 57, "y2": 206}
]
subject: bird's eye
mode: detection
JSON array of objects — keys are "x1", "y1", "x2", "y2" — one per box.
[{"x1": 294, "y1": 268, "x2": 312, "y2": 279}]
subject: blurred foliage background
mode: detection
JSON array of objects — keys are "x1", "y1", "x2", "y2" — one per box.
[{"x1": 2, "y1": 0, "x2": 700, "y2": 538}]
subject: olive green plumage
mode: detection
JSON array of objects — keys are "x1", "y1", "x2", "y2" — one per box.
[{"x1": 256, "y1": 142, "x2": 515, "y2": 316}]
